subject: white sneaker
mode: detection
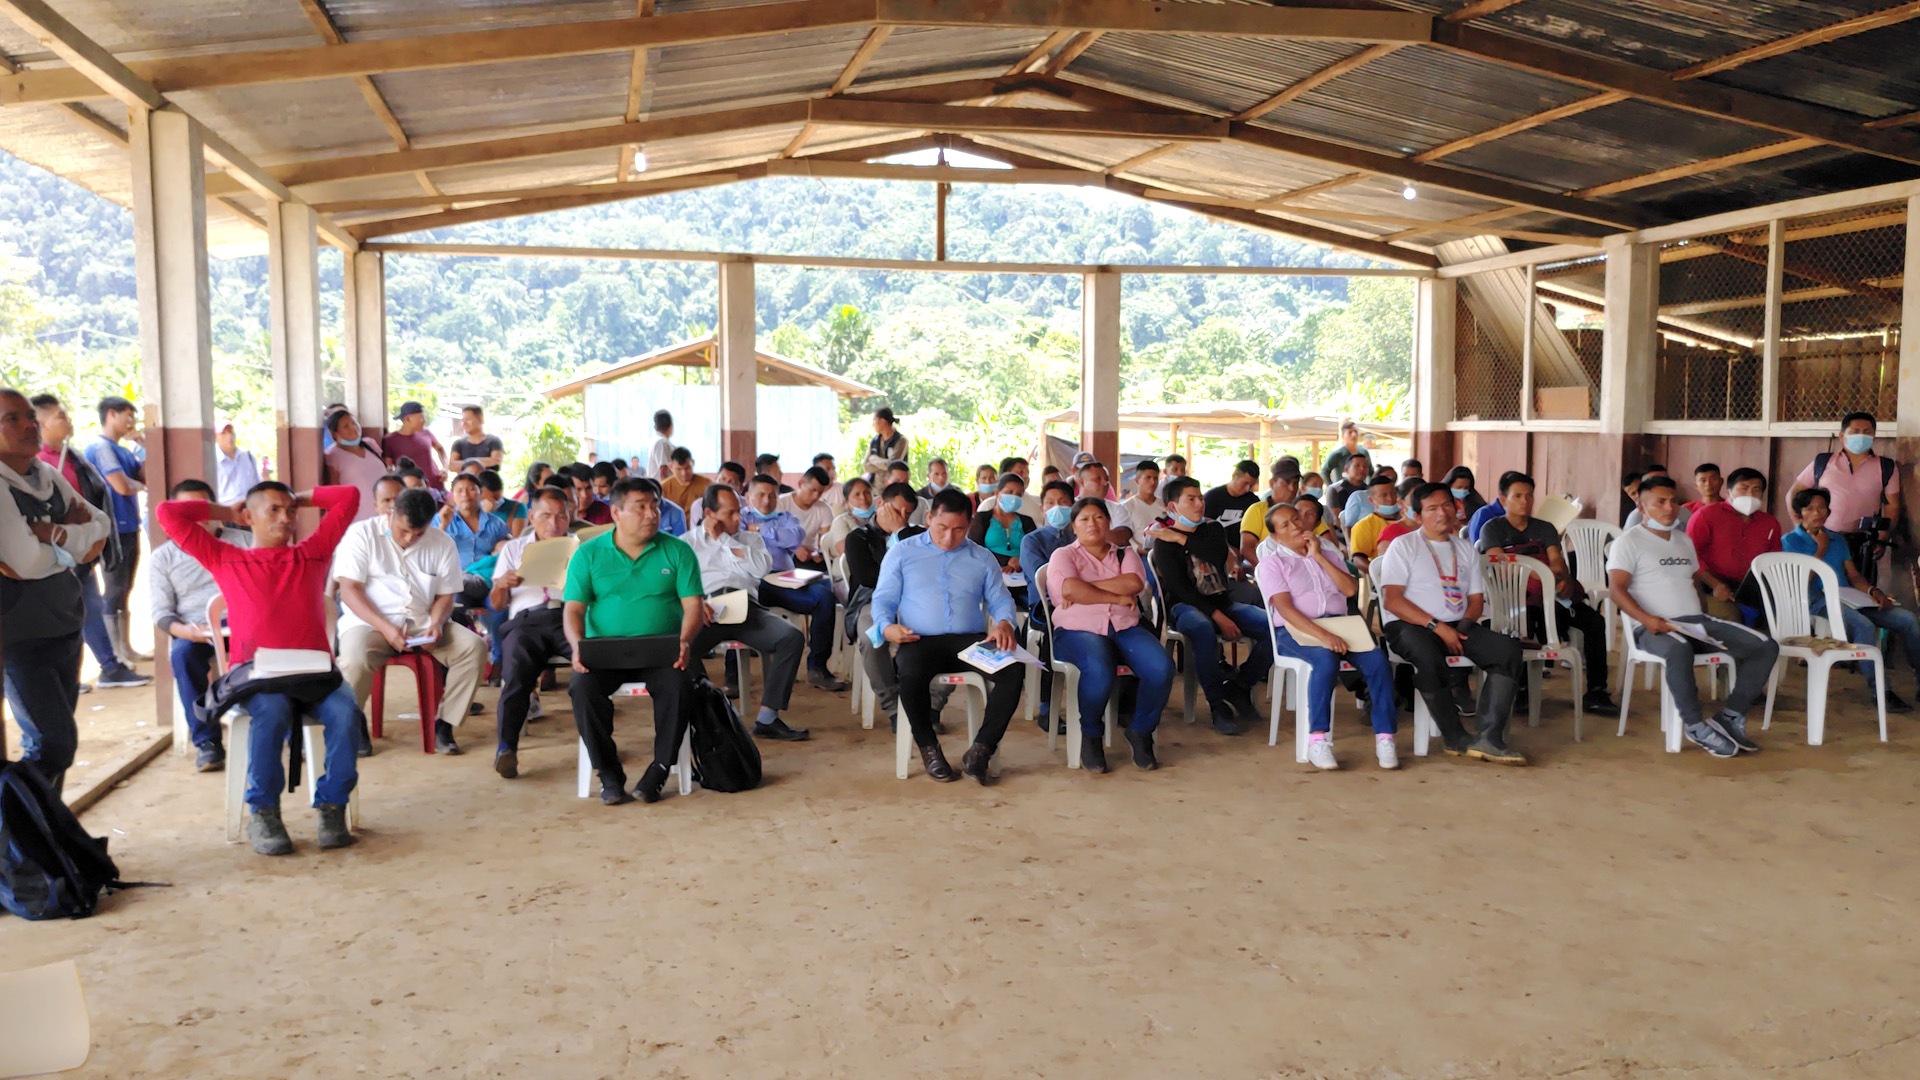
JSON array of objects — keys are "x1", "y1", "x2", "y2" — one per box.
[
  {"x1": 1307, "y1": 739, "x2": 1338, "y2": 770},
  {"x1": 528, "y1": 693, "x2": 545, "y2": 720},
  {"x1": 1375, "y1": 737, "x2": 1399, "y2": 770}
]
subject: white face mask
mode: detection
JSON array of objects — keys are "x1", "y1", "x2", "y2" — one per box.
[{"x1": 1730, "y1": 494, "x2": 1763, "y2": 516}]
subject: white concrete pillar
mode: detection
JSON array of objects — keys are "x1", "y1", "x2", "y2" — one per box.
[
  {"x1": 268, "y1": 201, "x2": 324, "y2": 496},
  {"x1": 1079, "y1": 271, "x2": 1121, "y2": 468},
  {"x1": 1412, "y1": 275, "x2": 1455, "y2": 467},
  {"x1": 342, "y1": 250, "x2": 388, "y2": 438},
  {"x1": 717, "y1": 258, "x2": 756, "y2": 468},
  {"x1": 1599, "y1": 239, "x2": 1659, "y2": 437},
  {"x1": 129, "y1": 108, "x2": 215, "y2": 499}
]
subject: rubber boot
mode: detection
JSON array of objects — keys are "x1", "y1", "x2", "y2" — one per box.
[
  {"x1": 1466, "y1": 673, "x2": 1527, "y2": 766},
  {"x1": 1420, "y1": 690, "x2": 1473, "y2": 756}
]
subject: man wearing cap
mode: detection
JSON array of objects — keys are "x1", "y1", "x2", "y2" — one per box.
[
  {"x1": 1320, "y1": 420, "x2": 1365, "y2": 483},
  {"x1": 213, "y1": 416, "x2": 261, "y2": 509},
  {"x1": 381, "y1": 401, "x2": 447, "y2": 491}
]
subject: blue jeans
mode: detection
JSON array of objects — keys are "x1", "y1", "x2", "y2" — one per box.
[
  {"x1": 1831, "y1": 601, "x2": 1920, "y2": 687},
  {"x1": 1271, "y1": 625, "x2": 1397, "y2": 735},
  {"x1": 2, "y1": 632, "x2": 83, "y2": 791},
  {"x1": 78, "y1": 564, "x2": 121, "y2": 672},
  {"x1": 1052, "y1": 625, "x2": 1175, "y2": 735},
  {"x1": 169, "y1": 638, "x2": 221, "y2": 747},
  {"x1": 243, "y1": 681, "x2": 362, "y2": 810},
  {"x1": 1168, "y1": 602, "x2": 1272, "y2": 705},
  {"x1": 761, "y1": 578, "x2": 837, "y2": 671}
]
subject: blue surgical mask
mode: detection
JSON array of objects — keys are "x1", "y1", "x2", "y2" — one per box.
[
  {"x1": 1176, "y1": 513, "x2": 1203, "y2": 528},
  {"x1": 1845, "y1": 433, "x2": 1875, "y2": 454},
  {"x1": 851, "y1": 503, "x2": 875, "y2": 520},
  {"x1": 1305, "y1": 487, "x2": 1323, "y2": 500},
  {"x1": 1451, "y1": 486, "x2": 1470, "y2": 500},
  {"x1": 1045, "y1": 505, "x2": 1071, "y2": 529},
  {"x1": 997, "y1": 493, "x2": 1023, "y2": 513},
  {"x1": 886, "y1": 530, "x2": 899, "y2": 549},
  {"x1": 977, "y1": 483, "x2": 997, "y2": 496},
  {"x1": 1377, "y1": 504, "x2": 1401, "y2": 518}
]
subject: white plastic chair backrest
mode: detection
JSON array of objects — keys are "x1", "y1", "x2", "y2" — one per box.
[
  {"x1": 207, "y1": 595, "x2": 229, "y2": 674},
  {"x1": 1563, "y1": 520, "x2": 1619, "y2": 591},
  {"x1": 1751, "y1": 551, "x2": 1837, "y2": 641},
  {"x1": 829, "y1": 553, "x2": 847, "y2": 587},
  {"x1": 1479, "y1": 552, "x2": 1561, "y2": 646}
]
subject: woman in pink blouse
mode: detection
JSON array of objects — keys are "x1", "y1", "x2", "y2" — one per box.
[
  {"x1": 1045, "y1": 499, "x2": 1175, "y2": 773},
  {"x1": 1254, "y1": 501, "x2": 1400, "y2": 771}
]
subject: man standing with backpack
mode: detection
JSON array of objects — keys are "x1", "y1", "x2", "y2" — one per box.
[
  {"x1": 1789, "y1": 411, "x2": 1900, "y2": 583},
  {"x1": 0, "y1": 389, "x2": 114, "y2": 794}
]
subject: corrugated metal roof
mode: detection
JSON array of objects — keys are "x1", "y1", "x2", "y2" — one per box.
[
  {"x1": 857, "y1": 26, "x2": 1048, "y2": 84},
  {"x1": 1071, "y1": 33, "x2": 1367, "y2": 119},
  {"x1": 645, "y1": 26, "x2": 872, "y2": 114},
  {"x1": 1709, "y1": 21, "x2": 1920, "y2": 120},
  {"x1": 375, "y1": 53, "x2": 635, "y2": 142},
  {"x1": 1475, "y1": 0, "x2": 1898, "y2": 73},
  {"x1": 172, "y1": 80, "x2": 395, "y2": 159},
  {"x1": 1439, "y1": 97, "x2": 1787, "y2": 193}
]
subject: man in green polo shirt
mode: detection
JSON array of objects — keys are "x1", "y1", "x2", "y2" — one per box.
[{"x1": 565, "y1": 477, "x2": 707, "y2": 805}]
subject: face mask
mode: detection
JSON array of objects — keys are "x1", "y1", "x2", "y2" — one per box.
[
  {"x1": 977, "y1": 483, "x2": 997, "y2": 496},
  {"x1": 1845, "y1": 433, "x2": 1874, "y2": 454},
  {"x1": 1451, "y1": 486, "x2": 1470, "y2": 500},
  {"x1": 997, "y1": 493, "x2": 1023, "y2": 513},
  {"x1": 1176, "y1": 513, "x2": 1203, "y2": 528},
  {"x1": 1305, "y1": 487, "x2": 1323, "y2": 500},
  {"x1": 1730, "y1": 494, "x2": 1763, "y2": 516},
  {"x1": 1377, "y1": 505, "x2": 1401, "y2": 518},
  {"x1": 851, "y1": 504, "x2": 875, "y2": 520},
  {"x1": 886, "y1": 530, "x2": 898, "y2": 550},
  {"x1": 1045, "y1": 505, "x2": 1072, "y2": 529},
  {"x1": 928, "y1": 480, "x2": 948, "y2": 491}
]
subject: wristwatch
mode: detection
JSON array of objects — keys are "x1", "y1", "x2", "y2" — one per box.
[{"x1": 1424, "y1": 618, "x2": 1439, "y2": 632}]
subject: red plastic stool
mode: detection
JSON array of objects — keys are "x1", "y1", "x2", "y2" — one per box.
[{"x1": 369, "y1": 652, "x2": 448, "y2": 753}]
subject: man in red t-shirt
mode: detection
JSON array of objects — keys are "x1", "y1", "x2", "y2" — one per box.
[
  {"x1": 1684, "y1": 466, "x2": 1782, "y2": 622},
  {"x1": 158, "y1": 482, "x2": 364, "y2": 857},
  {"x1": 380, "y1": 401, "x2": 446, "y2": 491}
]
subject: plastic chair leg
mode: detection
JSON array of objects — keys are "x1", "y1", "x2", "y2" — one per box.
[
  {"x1": 1761, "y1": 660, "x2": 1783, "y2": 731},
  {"x1": 369, "y1": 668, "x2": 386, "y2": 739},
  {"x1": 1046, "y1": 670, "x2": 1063, "y2": 753},
  {"x1": 576, "y1": 739, "x2": 592, "y2": 798},
  {"x1": 1526, "y1": 660, "x2": 1542, "y2": 729},
  {"x1": 224, "y1": 714, "x2": 250, "y2": 844},
  {"x1": 895, "y1": 706, "x2": 912, "y2": 780},
  {"x1": 1412, "y1": 693, "x2": 1432, "y2": 757},
  {"x1": 171, "y1": 693, "x2": 193, "y2": 757},
  {"x1": 1617, "y1": 655, "x2": 1637, "y2": 738},
  {"x1": 1268, "y1": 667, "x2": 1286, "y2": 748},
  {"x1": 1662, "y1": 679, "x2": 1682, "y2": 753},
  {"x1": 1806, "y1": 662, "x2": 1830, "y2": 745},
  {"x1": 673, "y1": 729, "x2": 694, "y2": 795}
]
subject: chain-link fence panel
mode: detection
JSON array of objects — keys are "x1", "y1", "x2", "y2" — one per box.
[
  {"x1": 1777, "y1": 202, "x2": 1904, "y2": 423},
  {"x1": 1531, "y1": 254, "x2": 1605, "y2": 420},
  {"x1": 1654, "y1": 231, "x2": 1766, "y2": 421},
  {"x1": 1453, "y1": 274, "x2": 1522, "y2": 422}
]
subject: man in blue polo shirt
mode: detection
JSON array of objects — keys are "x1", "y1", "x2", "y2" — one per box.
[
  {"x1": 84, "y1": 395, "x2": 149, "y2": 664},
  {"x1": 564, "y1": 478, "x2": 707, "y2": 805},
  {"x1": 871, "y1": 488, "x2": 1024, "y2": 785}
]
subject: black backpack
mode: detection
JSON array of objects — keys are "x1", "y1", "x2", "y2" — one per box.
[
  {"x1": 0, "y1": 764, "x2": 138, "y2": 920},
  {"x1": 685, "y1": 674, "x2": 762, "y2": 793}
]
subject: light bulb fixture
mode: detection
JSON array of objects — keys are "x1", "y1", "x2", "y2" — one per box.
[
  {"x1": 1401, "y1": 184, "x2": 1417, "y2": 201},
  {"x1": 632, "y1": 147, "x2": 648, "y2": 173}
]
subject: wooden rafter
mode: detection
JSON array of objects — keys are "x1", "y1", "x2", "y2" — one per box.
[
  {"x1": 1263, "y1": 172, "x2": 1372, "y2": 202},
  {"x1": 1865, "y1": 108, "x2": 1920, "y2": 130},
  {"x1": 1569, "y1": 138, "x2": 1821, "y2": 198},
  {"x1": 293, "y1": 0, "x2": 439, "y2": 197},
  {"x1": 1231, "y1": 43, "x2": 1399, "y2": 122},
  {"x1": 1377, "y1": 205, "x2": 1524, "y2": 243},
  {"x1": 1671, "y1": 2, "x2": 1920, "y2": 81},
  {"x1": 1409, "y1": 91, "x2": 1626, "y2": 163},
  {"x1": 1103, "y1": 142, "x2": 1186, "y2": 176},
  {"x1": 1442, "y1": 0, "x2": 1532, "y2": 22},
  {"x1": 314, "y1": 173, "x2": 745, "y2": 214},
  {"x1": 1042, "y1": 30, "x2": 1102, "y2": 76},
  {"x1": 1006, "y1": 29, "x2": 1074, "y2": 76},
  {"x1": 617, "y1": 0, "x2": 657, "y2": 183},
  {"x1": 784, "y1": 24, "x2": 894, "y2": 157},
  {"x1": 1141, "y1": 190, "x2": 1600, "y2": 245}
]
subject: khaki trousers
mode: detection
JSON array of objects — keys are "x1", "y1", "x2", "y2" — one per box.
[{"x1": 338, "y1": 622, "x2": 488, "y2": 726}]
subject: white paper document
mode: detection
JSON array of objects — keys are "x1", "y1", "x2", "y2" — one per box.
[
  {"x1": 1002, "y1": 572, "x2": 1027, "y2": 589},
  {"x1": 515, "y1": 536, "x2": 578, "y2": 589},
  {"x1": 1839, "y1": 587, "x2": 1876, "y2": 610},
  {"x1": 404, "y1": 635, "x2": 437, "y2": 649},
  {"x1": 250, "y1": 648, "x2": 333, "y2": 677},
  {"x1": 708, "y1": 588, "x2": 750, "y2": 625},
  {"x1": 1666, "y1": 621, "x2": 1725, "y2": 649},
  {"x1": 763, "y1": 569, "x2": 823, "y2": 589},
  {"x1": 1535, "y1": 494, "x2": 1582, "y2": 534},
  {"x1": 1282, "y1": 614, "x2": 1377, "y2": 653},
  {"x1": 0, "y1": 959, "x2": 90, "y2": 1078},
  {"x1": 958, "y1": 641, "x2": 1044, "y2": 674}
]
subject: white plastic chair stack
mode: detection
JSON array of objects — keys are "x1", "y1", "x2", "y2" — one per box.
[
  {"x1": 1752, "y1": 552, "x2": 1887, "y2": 745},
  {"x1": 1480, "y1": 552, "x2": 1585, "y2": 741},
  {"x1": 1616, "y1": 611, "x2": 1735, "y2": 753},
  {"x1": 574, "y1": 682, "x2": 694, "y2": 798},
  {"x1": 895, "y1": 673, "x2": 989, "y2": 779},
  {"x1": 1562, "y1": 520, "x2": 1621, "y2": 651},
  {"x1": 1033, "y1": 566, "x2": 1128, "y2": 770},
  {"x1": 1367, "y1": 559, "x2": 1470, "y2": 756},
  {"x1": 210, "y1": 597, "x2": 360, "y2": 844},
  {"x1": 1263, "y1": 610, "x2": 1355, "y2": 760}
]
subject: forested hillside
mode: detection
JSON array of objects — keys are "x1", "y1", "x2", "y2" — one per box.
[{"x1": 0, "y1": 149, "x2": 1413, "y2": 470}]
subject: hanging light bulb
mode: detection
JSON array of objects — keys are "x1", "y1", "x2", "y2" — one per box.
[
  {"x1": 1401, "y1": 183, "x2": 1417, "y2": 201},
  {"x1": 632, "y1": 147, "x2": 648, "y2": 174}
]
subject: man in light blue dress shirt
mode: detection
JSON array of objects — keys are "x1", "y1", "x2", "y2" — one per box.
[
  {"x1": 746, "y1": 472, "x2": 846, "y2": 690},
  {"x1": 871, "y1": 488, "x2": 1025, "y2": 784}
]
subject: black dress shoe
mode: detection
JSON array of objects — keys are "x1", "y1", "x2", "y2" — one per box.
[
  {"x1": 1081, "y1": 737, "x2": 1109, "y2": 773},
  {"x1": 633, "y1": 762, "x2": 670, "y2": 803},
  {"x1": 434, "y1": 720, "x2": 463, "y2": 755},
  {"x1": 960, "y1": 743, "x2": 995, "y2": 785},
  {"x1": 494, "y1": 747, "x2": 518, "y2": 779},
  {"x1": 601, "y1": 784, "x2": 634, "y2": 806},
  {"x1": 753, "y1": 717, "x2": 810, "y2": 742},
  {"x1": 1123, "y1": 727, "x2": 1158, "y2": 770},
  {"x1": 919, "y1": 743, "x2": 959, "y2": 782}
]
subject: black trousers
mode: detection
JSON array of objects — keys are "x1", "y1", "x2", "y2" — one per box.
[
  {"x1": 693, "y1": 605, "x2": 803, "y2": 713},
  {"x1": 895, "y1": 633, "x2": 1026, "y2": 751},
  {"x1": 1382, "y1": 620, "x2": 1522, "y2": 742},
  {"x1": 495, "y1": 607, "x2": 568, "y2": 751},
  {"x1": 1531, "y1": 599, "x2": 1609, "y2": 692},
  {"x1": 100, "y1": 532, "x2": 140, "y2": 614},
  {"x1": 569, "y1": 663, "x2": 693, "y2": 789},
  {"x1": 1, "y1": 631, "x2": 83, "y2": 793}
]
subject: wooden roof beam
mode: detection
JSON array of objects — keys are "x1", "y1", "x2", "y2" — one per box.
[
  {"x1": 1672, "y1": 3, "x2": 1920, "y2": 81},
  {"x1": 617, "y1": 0, "x2": 657, "y2": 183},
  {"x1": 293, "y1": 0, "x2": 440, "y2": 197},
  {"x1": 348, "y1": 164, "x2": 770, "y2": 240},
  {"x1": 784, "y1": 24, "x2": 894, "y2": 157},
  {"x1": 0, "y1": 0, "x2": 1432, "y2": 104},
  {"x1": 1569, "y1": 138, "x2": 1821, "y2": 198},
  {"x1": 1232, "y1": 43, "x2": 1399, "y2": 122}
]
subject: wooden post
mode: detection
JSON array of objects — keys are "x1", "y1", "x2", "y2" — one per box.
[
  {"x1": 717, "y1": 258, "x2": 756, "y2": 466},
  {"x1": 1079, "y1": 270, "x2": 1121, "y2": 468},
  {"x1": 935, "y1": 181, "x2": 949, "y2": 261},
  {"x1": 267, "y1": 200, "x2": 324, "y2": 519},
  {"x1": 342, "y1": 250, "x2": 388, "y2": 438}
]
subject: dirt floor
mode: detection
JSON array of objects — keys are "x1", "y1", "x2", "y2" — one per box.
[{"x1": 5, "y1": 656, "x2": 1920, "y2": 1079}]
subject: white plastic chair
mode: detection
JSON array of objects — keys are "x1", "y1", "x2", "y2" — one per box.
[
  {"x1": 1034, "y1": 565, "x2": 1130, "y2": 770},
  {"x1": 211, "y1": 597, "x2": 360, "y2": 844},
  {"x1": 573, "y1": 682, "x2": 693, "y2": 798},
  {"x1": 895, "y1": 672, "x2": 989, "y2": 779},
  {"x1": 1616, "y1": 610, "x2": 1735, "y2": 753},
  {"x1": 1149, "y1": 580, "x2": 1200, "y2": 724},
  {"x1": 1263, "y1": 609, "x2": 1358, "y2": 760},
  {"x1": 1368, "y1": 559, "x2": 1471, "y2": 757},
  {"x1": 1752, "y1": 552, "x2": 1887, "y2": 745},
  {"x1": 1480, "y1": 552, "x2": 1584, "y2": 741},
  {"x1": 1563, "y1": 520, "x2": 1620, "y2": 651}
]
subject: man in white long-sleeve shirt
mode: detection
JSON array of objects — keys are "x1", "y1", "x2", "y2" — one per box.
[
  {"x1": 685, "y1": 484, "x2": 809, "y2": 741},
  {"x1": 0, "y1": 388, "x2": 113, "y2": 792}
]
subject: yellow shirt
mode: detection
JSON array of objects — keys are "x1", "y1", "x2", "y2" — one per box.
[
  {"x1": 1348, "y1": 512, "x2": 1398, "y2": 559},
  {"x1": 1241, "y1": 498, "x2": 1330, "y2": 544}
]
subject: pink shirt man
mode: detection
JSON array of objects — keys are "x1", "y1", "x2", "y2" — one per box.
[
  {"x1": 1791, "y1": 451, "x2": 1896, "y2": 532},
  {"x1": 1254, "y1": 537, "x2": 1348, "y2": 620},
  {"x1": 1046, "y1": 542, "x2": 1146, "y2": 634}
]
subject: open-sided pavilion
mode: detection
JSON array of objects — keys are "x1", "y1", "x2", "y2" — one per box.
[{"x1": 0, "y1": 0, "x2": 1916, "y2": 723}]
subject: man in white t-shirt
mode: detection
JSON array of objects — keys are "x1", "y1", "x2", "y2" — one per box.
[
  {"x1": 1607, "y1": 474, "x2": 1778, "y2": 757},
  {"x1": 1377, "y1": 482, "x2": 1527, "y2": 764},
  {"x1": 1073, "y1": 460, "x2": 1132, "y2": 547},
  {"x1": 776, "y1": 465, "x2": 835, "y2": 571},
  {"x1": 646, "y1": 409, "x2": 676, "y2": 479},
  {"x1": 1119, "y1": 459, "x2": 1162, "y2": 548}
]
